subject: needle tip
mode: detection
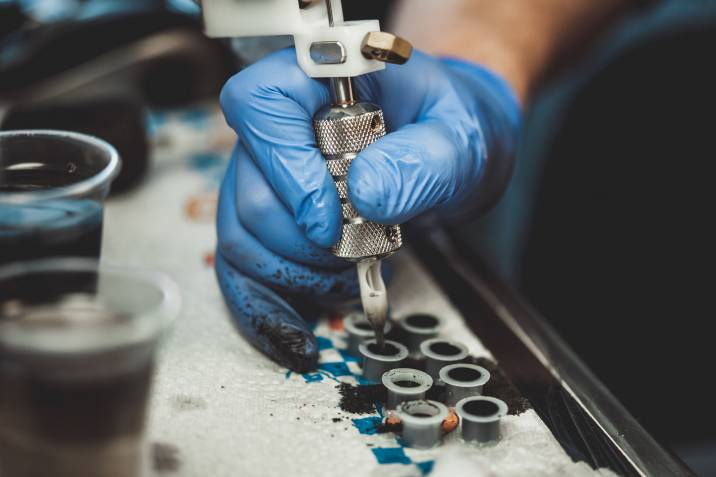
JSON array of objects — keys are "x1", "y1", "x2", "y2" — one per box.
[{"x1": 356, "y1": 259, "x2": 389, "y2": 351}]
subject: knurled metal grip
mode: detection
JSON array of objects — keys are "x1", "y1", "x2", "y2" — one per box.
[{"x1": 314, "y1": 102, "x2": 402, "y2": 261}]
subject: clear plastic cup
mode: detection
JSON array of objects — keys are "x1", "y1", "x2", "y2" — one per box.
[
  {"x1": 0, "y1": 258, "x2": 180, "y2": 477},
  {"x1": 0, "y1": 130, "x2": 121, "y2": 266}
]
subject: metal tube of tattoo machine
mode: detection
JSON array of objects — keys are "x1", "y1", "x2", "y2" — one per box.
[
  {"x1": 419, "y1": 338, "x2": 469, "y2": 381},
  {"x1": 344, "y1": 312, "x2": 392, "y2": 356},
  {"x1": 455, "y1": 396, "x2": 508, "y2": 444},
  {"x1": 439, "y1": 364, "x2": 490, "y2": 406},
  {"x1": 396, "y1": 400, "x2": 449, "y2": 449},
  {"x1": 358, "y1": 339, "x2": 408, "y2": 382},
  {"x1": 313, "y1": 82, "x2": 403, "y2": 262},
  {"x1": 381, "y1": 368, "x2": 432, "y2": 410}
]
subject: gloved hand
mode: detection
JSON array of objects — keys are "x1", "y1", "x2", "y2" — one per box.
[{"x1": 216, "y1": 48, "x2": 521, "y2": 372}]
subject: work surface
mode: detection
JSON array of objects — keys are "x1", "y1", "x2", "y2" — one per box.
[{"x1": 102, "y1": 106, "x2": 616, "y2": 477}]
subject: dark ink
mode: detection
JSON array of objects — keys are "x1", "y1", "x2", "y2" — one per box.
[
  {"x1": 463, "y1": 399, "x2": 500, "y2": 417},
  {"x1": 0, "y1": 200, "x2": 103, "y2": 266},
  {"x1": 353, "y1": 321, "x2": 373, "y2": 331},
  {"x1": 404, "y1": 314, "x2": 439, "y2": 329},
  {"x1": 447, "y1": 367, "x2": 482, "y2": 382},
  {"x1": 336, "y1": 383, "x2": 386, "y2": 414},
  {"x1": 367, "y1": 342, "x2": 399, "y2": 356},
  {"x1": 429, "y1": 341, "x2": 462, "y2": 356}
]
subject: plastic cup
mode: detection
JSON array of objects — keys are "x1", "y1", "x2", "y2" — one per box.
[
  {"x1": 0, "y1": 258, "x2": 180, "y2": 477},
  {"x1": 0, "y1": 130, "x2": 121, "y2": 266}
]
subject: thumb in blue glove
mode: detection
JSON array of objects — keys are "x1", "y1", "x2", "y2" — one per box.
[
  {"x1": 216, "y1": 48, "x2": 520, "y2": 372},
  {"x1": 347, "y1": 53, "x2": 522, "y2": 223}
]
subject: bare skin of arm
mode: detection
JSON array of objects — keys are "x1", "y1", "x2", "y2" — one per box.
[{"x1": 391, "y1": 0, "x2": 633, "y2": 103}]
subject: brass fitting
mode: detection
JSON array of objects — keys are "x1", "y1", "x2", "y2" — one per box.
[{"x1": 361, "y1": 32, "x2": 413, "y2": 65}]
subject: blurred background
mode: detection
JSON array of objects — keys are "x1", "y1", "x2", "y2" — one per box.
[{"x1": 1, "y1": 0, "x2": 713, "y2": 474}]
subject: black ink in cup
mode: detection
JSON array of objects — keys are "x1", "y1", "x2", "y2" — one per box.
[{"x1": 0, "y1": 130, "x2": 120, "y2": 266}]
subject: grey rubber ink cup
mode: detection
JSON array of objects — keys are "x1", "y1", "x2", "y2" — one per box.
[
  {"x1": 439, "y1": 363, "x2": 490, "y2": 406},
  {"x1": 396, "y1": 399, "x2": 449, "y2": 449},
  {"x1": 358, "y1": 339, "x2": 408, "y2": 382},
  {"x1": 419, "y1": 338, "x2": 469, "y2": 381},
  {"x1": 455, "y1": 396, "x2": 508, "y2": 444},
  {"x1": 344, "y1": 312, "x2": 393, "y2": 356},
  {"x1": 398, "y1": 313, "x2": 443, "y2": 355},
  {"x1": 381, "y1": 368, "x2": 433, "y2": 410}
]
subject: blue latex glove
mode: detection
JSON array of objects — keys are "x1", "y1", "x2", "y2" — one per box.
[{"x1": 216, "y1": 48, "x2": 521, "y2": 372}]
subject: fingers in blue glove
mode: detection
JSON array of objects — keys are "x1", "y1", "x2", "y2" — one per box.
[
  {"x1": 351, "y1": 50, "x2": 520, "y2": 222},
  {"x1": 233, "y1": 142, "x2": 346, "y2": 270},
  {"x1": 218, "y1": 151, "x2": 358, "y2": 301},
  {"x1": 221, "y1": 47, "x2": 519, "y2": 239},
  {"x1": 215, "y1": 152, "x2": 358, "y2": 371},
  {"x1": 215, "y1": 253, "x2": 318, "y2": 372},
  {"x1": 348, "y1": 121, "x2": 482, "y2": 224},
  {"x1": 220, "y1": 48, "x2": 340, "y2": 248}
]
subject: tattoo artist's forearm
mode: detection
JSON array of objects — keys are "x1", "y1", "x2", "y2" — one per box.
[{"x1": 391, "y1": 0, "x2": 632, "y2": 103}]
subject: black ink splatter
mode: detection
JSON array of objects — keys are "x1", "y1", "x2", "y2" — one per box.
[
  {"x1": 170, "y1": 395, "x2": 207, "y2": 412},
  {"x1": 468, "y1": 357, "x2": 531, "y2": 415},
  {"x1": 152, "y1": 442, "x2": 181, "y2": 474},
  {"x1": 336, "y1": 383, "x2": 387, "y2": 414}
]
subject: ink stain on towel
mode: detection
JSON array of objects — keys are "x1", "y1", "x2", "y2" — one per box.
[
  {"x1": 336, "y1": 383, "x2": 387, "y2": 414},
  {"x1": 170, "y1": 394, "x2": 208, "y2": 412},
  {"x1": 469, "y1": 357, "x2": 531, "y2": 415},
  {"x1": 152, "y1": 442, "x2": 182, "y2": 474}
]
